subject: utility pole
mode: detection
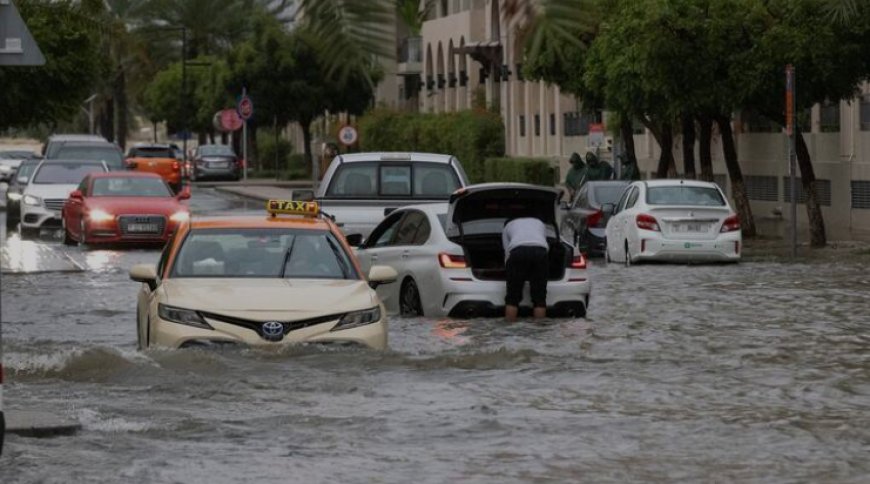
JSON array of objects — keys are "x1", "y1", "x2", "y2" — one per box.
[
  {"x1": 181, "y1": 27, "x2": 188, "y2": 164},
  {"x1": 786, "y1": 65, "x2": 797, "y2": 258}
]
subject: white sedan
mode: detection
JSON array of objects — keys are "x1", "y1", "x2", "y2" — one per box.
[
  {"x1": 351, "y1": 183, "x2": 591, "y2": 319},
  {"x1": 604, "y1": 179, "x2": 741, "y2": 264}
]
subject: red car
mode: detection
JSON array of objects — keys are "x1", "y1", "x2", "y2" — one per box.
[{"x1": 62, "y1": 172, "x2": 191, "y2": 246}]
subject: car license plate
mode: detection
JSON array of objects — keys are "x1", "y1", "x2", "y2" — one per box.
[
  {"x1": 127, "y1": 223, "x2": 158, "y2": 233},
  {"x1": 676, "y1": 223, "x2": 705, "y2": 232},
  {"x1": 210, "y1": 161, "x2": 228, "y2": 168}
]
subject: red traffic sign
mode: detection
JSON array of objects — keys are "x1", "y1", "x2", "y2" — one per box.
[
  {"x1": 214, "y1": 109, "x2": 243, "y2": 132},
  {"x1": 238, "y1": 95, "x2": 254, "y2": 121},
  {"x1": 338, "y1": 125, "x2": 358, "y2": 146}
]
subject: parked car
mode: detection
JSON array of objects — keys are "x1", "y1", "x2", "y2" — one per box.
[
  {"x1": 62, "y1": 172, "x2": 190, "y2": 246},
  {"x1": 47, "y1": 140, "x2": 124, "y2": 171},
  {"x1": 352, "y1": 183, "x2": 590, "y2": 318},
  {"x1": 42, "y1": 134, "x2": 107, "y2": 158},
  {"x1": 317, "y1": 152, "x2": 470, "y2": 239},
  {"x1": 0, "y1": 150, "x2": 39, "y2": 183},
  {"x1": 604, "y1": 179, "x2": 742, "y2": 265},
  {"x1": 125, "y1": 143, "x2": 184, "y2": 192},
  {"x1": 190, "y1": 144, "x2": 241, "y2": 181},
  {"x1": 560, "y1": 180, "x2": 630, "y2": 256},
  {"x1": 19, "y1": 160, "x2": 109, "y2": 237},
  {"x1": 4, "y1": 158, "x2": 40, "y2": 230}
]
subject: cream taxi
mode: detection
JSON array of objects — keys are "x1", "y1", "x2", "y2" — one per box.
[{"x1": 129, "y1": 200, "x2": 397, "y2": 350}]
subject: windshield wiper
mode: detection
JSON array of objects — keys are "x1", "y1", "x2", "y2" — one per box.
[
  {"x1": 327, "y1": 237, "x2": 351, "y2": 278},
  {"x1": 279, "y1": 236, "x2": 297, "y2": 278}
]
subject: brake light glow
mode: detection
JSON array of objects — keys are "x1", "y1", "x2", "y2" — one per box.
[
  {"x1": 570, "y1": 254, "x2": 587, "y2": 269},
  {"x1": 587, "y1": 209, "x2": 604, "y2": 227},
  {"x1": 172, "y1": 161, "x2": 180, "y2": 171},
  {"x1": 636, "y1": 214, "x2": 660, "y2": 231},
  {"x1": 438, "y1": 253, "x2": 467, "y2": 269},
  {"x1": 720, "y1": 214, "x2": 741, "y2": 232}
]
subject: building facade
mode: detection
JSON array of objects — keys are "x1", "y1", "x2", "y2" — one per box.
[{"x1": 383, "y1": 0, "x2": 870, "y2": 239}]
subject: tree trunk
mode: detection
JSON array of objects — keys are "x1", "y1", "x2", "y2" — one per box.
[
  {"x1": 681, "y1": 114, "x2": 696, "y2": 179},
  {"x1": 795, "y1": 128, "x2": 826, "y2": 247},
  {"x1": 697, "y1": 114, "x2": 714, "y2": 182},
  {"x1": 619, "y1": 117, "x2": 638, "y2": 166},
  {"x1": 198, "y1": 132, "x2": 207, "y2": 145},
  {"x1": 715, "y1": 115, "x2": 756, "y2": 237},
  {"x1": 114, "y1": 69, "x2": 128, "y2": 151},
  {"x1": 100, "y1": 98, "x2": 114, "y2": 142},
  {"x1": 656, "y1": 121, "x2": 677, "y2": 178}
]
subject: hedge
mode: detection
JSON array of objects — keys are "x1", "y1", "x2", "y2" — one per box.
[
  {"x1": 483, "y1": 157, "x2": 556, "y2": 186},
  {"x1": 358, "y1": 109, "x2": 504, "y2": 183}
]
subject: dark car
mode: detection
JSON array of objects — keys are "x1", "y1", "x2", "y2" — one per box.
[
  {"x1": 5, "y1": 158, "x2": 40, "y2": 230},
  {"x1": 0, "y1": 150, "x2": 40, "y2": 183},
  {"x1": 191, "y1": 144, "x2": 241, "y2": 181},
  {"x1": 560, "y1": 180, "x2": 630, "y2": 256},
  {"x1": 48, "y1": 141, "x2": 125, "y2": 171}
]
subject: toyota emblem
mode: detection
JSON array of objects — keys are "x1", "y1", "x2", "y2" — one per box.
[{"x1": 261, "y1": 321, "x2": 285, "y2": 341}]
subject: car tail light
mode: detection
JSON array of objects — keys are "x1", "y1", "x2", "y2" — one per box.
[
  {"x1": 587, "y1": 209, "x2": 604, "y2": 228},
  {"x1": 636, "y1": 214, "x2": 660, "y2": 231},
  {"x1": 438, "y1": 253, "x2": 467, "y2": 269},
  {"x1": 172, "y1": 161, "x2": 180, "y2": 171},
  {"x1": 720, "y1": 214, "x2": 741, "y2": 232},
  {"x1": 570, "y1": 254, "x2": 587, "y2": 269}
]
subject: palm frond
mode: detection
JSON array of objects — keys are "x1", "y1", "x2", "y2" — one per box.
[{"x1": 825, "y1": 0, "x2": 859, "y2": 24}]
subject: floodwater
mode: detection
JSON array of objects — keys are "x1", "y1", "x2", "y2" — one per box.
[{"x1": 1, "y1": 188, "x2": 869, "y2": 483}]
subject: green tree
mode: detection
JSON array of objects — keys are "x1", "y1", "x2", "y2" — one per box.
[{"x1": 0, "y1": 0, "x2": 104, "y2": 131}]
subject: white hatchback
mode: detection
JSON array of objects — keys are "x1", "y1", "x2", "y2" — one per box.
[{"x1": 604, "y1": 179, "x2": 741, "y2": 264}]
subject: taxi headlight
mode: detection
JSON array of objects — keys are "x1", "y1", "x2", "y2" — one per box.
[
  {"x1": 331, "y1": 307, "x2": 381, "y2": 332},
  {"x1": 8, "y1": 192, "x2": 22, "y2": 201},
  {"x1": 158, "y1": 304, "x2": 212, "y2": 329},
  {"x1": 22, "y1": 194, "x2": 41, "y2": 206},
  {"x1": 88, "y1": 209, "x2": 114, "y2": 222},
  {"x1": 170, "y1": 211, "x2": 190, "y2": 222}
]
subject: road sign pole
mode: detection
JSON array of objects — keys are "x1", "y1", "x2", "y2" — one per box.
[
  {"x1": 242, "y1": 88, "x2": 248, "y2": 181},
  {"x1": 786, "y1": 65, "x2": 797, "y2": 258}
]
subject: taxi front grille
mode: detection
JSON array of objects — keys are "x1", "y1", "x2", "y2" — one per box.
[{"x1": 200, "y1": 311, "x2": 345, "y2": 337}]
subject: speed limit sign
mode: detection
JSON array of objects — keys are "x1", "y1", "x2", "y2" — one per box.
[
  {"x1": 238, "y1": 95, "x2": 254, "y2": 121},
  {"x1": 338, "y1": 125, "x2": 358, "y2": 146}
]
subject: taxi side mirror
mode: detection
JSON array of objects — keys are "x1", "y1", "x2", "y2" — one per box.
[
  {"x1": 177, "y1": 187, "x2": 191, "y2": 200},
  {"x1": 345, "y1": 233, "x2": 364, "y2": 247},
  {"x1": 130, "y1": 264, "x2": 159, "y2": 291},
  {"x1": 69, "y1": 190, "x2": 83, "y2": 200},
  {"x1": 368, "y1": 265, "x2": 397, "y2": 289}
]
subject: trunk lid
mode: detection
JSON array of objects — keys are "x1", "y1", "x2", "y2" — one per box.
[
  {"x1": 648, "y1": 206, "x2": 732, "y2": 240},
  {"x1": 446, "y1": 183, "x2": 560, "y2": 242}
]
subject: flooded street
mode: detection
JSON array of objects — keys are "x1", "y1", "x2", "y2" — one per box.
[{"x1": 2, "y1": 188, "x2": 869, "y2": 483}]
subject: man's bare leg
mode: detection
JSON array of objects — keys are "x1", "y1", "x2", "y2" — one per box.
[
  {"x1": 532, "y1": 306, "x2": 546, "y2": 319},
  {"x1": 505, "y1": 305, "x2": 519, "y2": 322}
]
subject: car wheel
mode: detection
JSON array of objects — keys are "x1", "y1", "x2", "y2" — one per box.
[
  {"x1": 62, "y1": 221, "x2": 76, "y2": 246},
  {"x1": 605, "y1": 246, "x2": 612, "y2": 264},
  {"x1": 624, "y1": 240, "x2": 631, "y2": 267},
  {"x1": 6, "y1": 216, "x2": 17, "y2": 231},
  {"x1": 18, "y1": 225, "x2": 37, "y2": 239},
  {"x1": 400, "y1": 278, "x2": 424, "y2": 317},
  {"x1": 79, "y1": 219, "x2": 88, "y2": 248},
  {"x1": 137, "y1": 305, "x2": 147, "y2": 350}
]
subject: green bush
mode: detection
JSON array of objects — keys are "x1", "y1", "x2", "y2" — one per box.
[
  {"x1": 256, "y1": 130, "x2": 294, "y2": 172},
  {"x1": 358, "y1": 109, "x2": 504, "y2": 183},
  {"x1": 483, "y1": 157, "x2": 556, "y2": 186}
]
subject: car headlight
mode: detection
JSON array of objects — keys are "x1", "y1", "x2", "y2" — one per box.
[
  {"x1": 331, "y1": 307, "x2": 381, "y2": 332},
  {"x1": 0, "y1": 165, "x2": 12, "y2": 173},
  {"x1": 158, "y1": 304, "x2": 212, "y2": 329},
  {"x1": 22, "y1": 194, "x2": 41, "y2": 206},
  {"x1": 170, "y1": 211, "x2": 190, "y2": 222},
  {"x1": 88, "y1": 209, "x2": 114, "y2": 222},
  {"x1": 7, "y1": 192, "x2": 22, "y2": 201}
]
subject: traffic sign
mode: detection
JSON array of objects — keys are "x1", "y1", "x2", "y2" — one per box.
[
  {"x1": 237, "y1": 95, "x2": 254, "y2": 121},
  {"x1": 214, "y1": 109, "x2": 243, "y2": 132},
  {"x1": 338, "y1": 125, "x2": 358, "y2": 146},
  {"x1": 588, "y1": 123, "x2": 605, "y2": 147}
]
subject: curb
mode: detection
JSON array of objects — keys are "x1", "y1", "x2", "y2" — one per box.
[{"x1": 5, "y1": 410, "x2": 81, "y2": 438}]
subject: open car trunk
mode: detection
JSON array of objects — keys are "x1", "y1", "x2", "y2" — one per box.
[
  {"x1": 460, "y1": 234, "x2": 569, "y2": 281},
  {"x1": 446, "y1": 184, "x2": 570, "y2": 281}
]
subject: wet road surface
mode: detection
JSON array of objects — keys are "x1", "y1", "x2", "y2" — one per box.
[{"x1": 1, "y1": 187, "x2": 869, "y2": 483}]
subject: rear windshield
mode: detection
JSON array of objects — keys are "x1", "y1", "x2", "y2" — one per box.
[
  {"x1": 54, "y1": 145, "x2": 123, "y2": 169},
  {"x1": 593, "y1": 185, "x2": 629, "y2": 205},
  {"x1": 171, "y1": 228, "x2": 358, "y2": 279},
  {"x1": 129, "y1": 147, "x2": 174, "y2": 159},
  {"x1": 646, "y1": 186, "x2": 725, "y2": 206},
  {"x1": 91, "y1": 177, "x2": 171, "y2": 197},
  {"x1": 198, "y1": 145, "x2": 235, "y2": 157},
  {"x1": 0, "y1": 151, "x2": 37, "y2": 159},
  {"x1": 33, "y1": 163, "x2": 107, "y2": 184},
  {"x1": 326, "y1": 162, "x2": 460, "y2": 198}
]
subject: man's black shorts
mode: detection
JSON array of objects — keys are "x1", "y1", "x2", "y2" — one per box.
[{"x1": 505, "y1": 246, "x2": 548, "y2": 308}]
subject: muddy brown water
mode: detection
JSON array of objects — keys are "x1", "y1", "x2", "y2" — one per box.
[{"x1": 1, "y1": 189, "x2": 869, "y2": 483}]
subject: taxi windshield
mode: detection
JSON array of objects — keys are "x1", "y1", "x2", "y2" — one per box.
[
  {"x1": 171, "y1": 228, "x2": 358, "y2": 279},
  {"x1": 91, "y1": 177, "x2": 172, "y2": 197}
]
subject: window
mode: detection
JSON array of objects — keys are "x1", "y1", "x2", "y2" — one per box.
[
  {"x1": 534, "y1": 114, "x2": 541, "y2": 137},
  {"x1": 519, "y1": 115, "x2": 526, "y2": 137},
  {"x1": 129, "y1": 147, "x2": 174, "y2": 158},
  {"x1": 549, "y1": 114, "x2": 556, "y2": 136},
  {"x1": 626, "y1": 187, "x2": 640, "y2": 208},
  {"x1": 440, "y1": 0, "x2": 448, "y2": 16},
  {"x1": 33, "y1": 162, "x2": 107, "y2": 184},
  {"x1": 591, "y1": 184, "x2": 630, "y2": 206},
  {"x1": 852, "y1": 181, "x2": 870, "y2": 209},
  {"x1": 415, "y1": 164, "x2": 460, "y2": 197},
  {"x1": 393, "y1": 211, "x2": 430, "y2": 246},
  {"x1": 54, "y1": 145, "x2": 123, "y2": 170},
  {"x1": 744, "y1": 175, "x2": 779, "y2": 201},
  {"x1": 860, "y1": 97, "x2": 870, "y2": 131},
  {"x1": 615, "y1": 186, "x2": 632, "y2": 213},
  {"x1": 327, "y1": 162, "x2": 460, "y2": 198},
  {"x1": 91, "y1": 177, "x2": 172, "y2": 197},
  {"x1": 171, "y1": 228, "x2": 357, "y2": 279},
  {"x1": 783, "y1": 177, "x2": 832, "y2": 206},
  {"x1": 327, "y1": 164, "x2": 377, "y2": 196},
  {"x1": 646, "y1": 186, "x2": 726, "y2": 206},
  {"x1": 380, "y1": 166, "x2": 411, "y2": 196},
  {"x1": 820, "y1": 101, "x2": 840, "y2": 132},
  {"x1": 368, "y1": 212, "x2": 404, "y2": 248},
  {"x1": 563, "y1": 112, "x2": 594, "y2": 137}
]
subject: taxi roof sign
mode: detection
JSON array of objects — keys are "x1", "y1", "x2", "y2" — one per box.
[{"x1": 267, "y1": 200, "x2": 320, "y2": 217}]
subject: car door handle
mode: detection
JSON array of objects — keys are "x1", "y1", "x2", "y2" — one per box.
[
  {"x1": 371, "y1": 255, "x2": 379, "y2": 262},
  {"x1": 401, "y1": 250, "x2": 410, "y2": 259}
]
